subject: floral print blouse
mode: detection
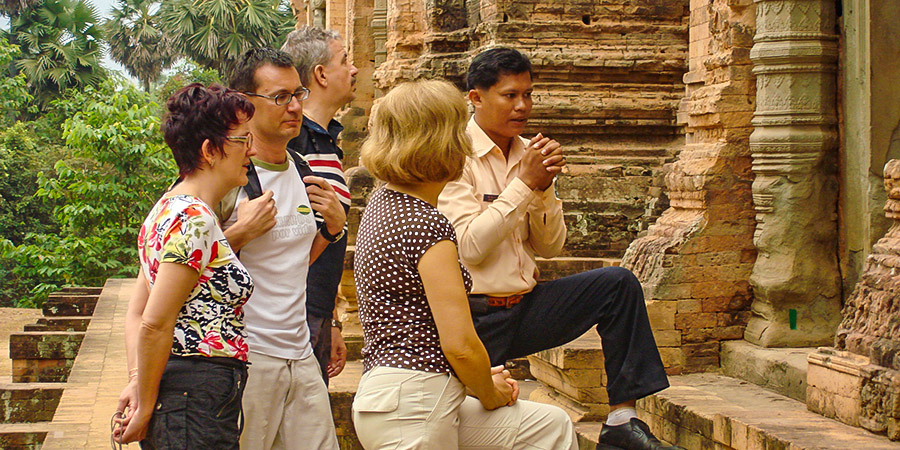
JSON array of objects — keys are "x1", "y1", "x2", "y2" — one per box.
[{"x1": 137, "y1": 195, "x2": 254, "y2": 361}]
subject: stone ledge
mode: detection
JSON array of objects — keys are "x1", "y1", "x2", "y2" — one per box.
[
  {"x1": 24, "y1": 317, "x2": 90, "y2": 332},
  {"x1": 638, "y1": 373, "x2": 900, "y2": 450},
  {"x1": 0, "y1": 422, "x2": 52, "y2": 450},
  {"x1": 0, "y1": 383, "x2": 64, "y2": 423},
  {"x1": 720, "y1": 339, "x2": 812, "y2": 402}
]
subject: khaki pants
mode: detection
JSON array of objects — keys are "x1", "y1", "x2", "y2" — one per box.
[
  {"x1": 240, "y1": 351, "x2": 339, "y2": 450},
  {"x1": 352, "y1": 366, "x2": 577, "y2": 450}
]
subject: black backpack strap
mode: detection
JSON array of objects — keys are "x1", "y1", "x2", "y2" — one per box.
[
  {"x1": 242, "y1": 162, "x2": 263, "y2": 200},
  {"x1": 287, "y1": 147, "x2": 316, "y2": 180}
]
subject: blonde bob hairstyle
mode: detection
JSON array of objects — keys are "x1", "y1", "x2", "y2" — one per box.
[{"x1": 360, "y1": 79, "x2": 472, "y2": 185}]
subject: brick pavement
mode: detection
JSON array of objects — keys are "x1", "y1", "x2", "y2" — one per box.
[{"x1": 40, "y1": 278, "x2": 131, "y2": 450}]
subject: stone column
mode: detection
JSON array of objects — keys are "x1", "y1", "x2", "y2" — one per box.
[{"x1": 744, "y1": 0, "x2": 841, "y2": 347}]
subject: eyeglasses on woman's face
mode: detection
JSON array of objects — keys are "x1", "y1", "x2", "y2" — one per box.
[
  {"x1": 243, "y1": 87, "x2": 310, "y2": 106},
  {"x1": 225, "y1": 133, "x2": 253, "y2": 150}
]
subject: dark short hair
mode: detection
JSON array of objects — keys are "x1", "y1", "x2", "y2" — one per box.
[
  {"x1": 228, "y1": 47, "x2": 297, "y2": 93},
  {"x1": 466, "y1": 48, "x2": 533, "y2": 91},
  {"x1": 163, "y1": 83, "x2": 255, "y2": 177}
]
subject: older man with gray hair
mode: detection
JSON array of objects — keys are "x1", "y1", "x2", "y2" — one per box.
[{"x1": 282, "y1": 26, "x2": 357, "y2": 385}]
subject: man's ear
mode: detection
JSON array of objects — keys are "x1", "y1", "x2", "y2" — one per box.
[
  {"x1": 314, "y1": 64, "x2": 328, "y2": 88},
  {"x1": 468, "y1": 89, "x2": 482, "y2": 109}
]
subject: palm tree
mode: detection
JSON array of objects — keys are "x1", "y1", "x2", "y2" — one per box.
[
  {"x1": 10, "y1": 0, "x2": 106, "y2": 104},
  {"x1": 0, "y1": 0, "x2": 41, "y2": 16},
  {"x1": 156, "y1": 0, "x2": 295, "y2": 76},
  {"x1": 105, "y1": 0, "x2": 176, "y2": 91}
]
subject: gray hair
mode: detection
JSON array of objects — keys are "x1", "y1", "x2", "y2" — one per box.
[{"x1": 281, "y1": 26, "x2": 342, "y2": 86}]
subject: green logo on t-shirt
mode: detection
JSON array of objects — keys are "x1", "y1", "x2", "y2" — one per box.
[{"x1": 296, "y1": 205, "x2": 311, "y2": 215}]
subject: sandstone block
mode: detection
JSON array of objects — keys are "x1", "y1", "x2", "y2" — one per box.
[
  {"x1": 528, "y1": 384, "x2": 608, "y2": 422},
  {"x1": 647, "y1": 300, "x2": 677, "y2": 329}
]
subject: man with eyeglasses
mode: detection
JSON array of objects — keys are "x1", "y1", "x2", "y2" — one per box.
[
  {"x1": 280, "y1": 26, "x2": 358, "y2": 387},
  {"x1": 223, "y1": 47, "x2": 344, "y2": 450}
]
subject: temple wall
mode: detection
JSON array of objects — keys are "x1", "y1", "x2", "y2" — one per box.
[
  {"x1": 370, "y1": 0, "x2": 690, "y2": 258},
  {"x1": 621, "y1": 0, "x2": 757, "y2": 373}
]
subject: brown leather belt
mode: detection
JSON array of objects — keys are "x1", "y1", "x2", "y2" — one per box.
[
  {"x1": 487, "y1": 294, "x2": 523, "y2": 308},
  {"x1": 468, "y1": 294, "x2": 523, "y2": 314}
]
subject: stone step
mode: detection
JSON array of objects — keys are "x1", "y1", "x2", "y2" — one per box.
[
  {"x1": 58, "y1": 287, "x2": 103, "y2": 295},
  {"x1": 720, "y1": 340, "x2": 811, "y2": 402},
  {"x1": 527, "y1": 331, "x2": 609, "y2": 422},
  {"x1": 23, "y1": 317, "x2": 91, "y2": 333},
  {"x1": 0, "y1": 422, "x2": 51, "y2": 449},
  {"x1": 41, "y1": 295, "x2": 97, "y2": 317},
  {"x1": 0, "y1": 383, "x2": 64, "y2": 423},
  {"x1": 9, "y1": 332, "x2": 85, "y2": 383},
  {"x1": 639, "y1": 373, "x2": 900, "y2": 450}
]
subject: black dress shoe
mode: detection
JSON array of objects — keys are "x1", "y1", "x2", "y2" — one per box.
[{"x1": 596, "y1": 418, "x2": 684, "y2": 450}]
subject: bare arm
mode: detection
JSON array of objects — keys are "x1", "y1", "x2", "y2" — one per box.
[
  {"x1": 116, "y1": 263, "x2": 200, "y2": 444},
  {"x1": 112, "y1": 270, "x2": 150, "y2": 433},
  {"x1": 419, "y1": 240, "x2": 513, "y2": 410}
]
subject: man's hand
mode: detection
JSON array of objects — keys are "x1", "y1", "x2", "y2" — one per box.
[
  {"x1": 304, "y1": 176, "x2": 347, "y2": 236},
  {"x1": 225, "y1": 190, "x2": 277, "y2": 251},
  {"x1": 327, "y1": 328, "x2": 347, "y2": 378},
  {"x1": 518, "y1": 133, "x2": 565, "y2": 191}
]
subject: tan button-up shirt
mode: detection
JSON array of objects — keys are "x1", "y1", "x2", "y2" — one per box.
[{"x1": 437, "y1": 117, "x2": 566, "y2": 296}]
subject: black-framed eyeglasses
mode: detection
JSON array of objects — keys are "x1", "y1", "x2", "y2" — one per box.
[
  {"x1": 225, "y1": 133, "x2": 253, "y2": 150},
  {"x1": 243, "y1": 87, "x2": 310, "y2": 106}
]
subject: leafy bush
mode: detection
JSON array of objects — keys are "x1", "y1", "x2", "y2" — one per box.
[{"x1": 2, "y1": 78, "x2": 175, "y2": 307}]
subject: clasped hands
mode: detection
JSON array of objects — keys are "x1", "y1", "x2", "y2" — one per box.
[{"x1": 519, "y1": 133, "x2": 566, "y2": 192}]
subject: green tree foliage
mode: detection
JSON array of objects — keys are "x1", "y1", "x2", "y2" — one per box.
[
  {"x1": 105, "y1": 0, "x2": 176, "y2": 92},
  {"x1": 0, "y1": 37, "x2": 34, "y2": 125},
  {"x1": 155, "y1": 59, "x2": 222, "y2": 104},
  {"x1": 8, "y1": 0, "x2": 106, "y2": 106},
  {"x1": 156, "y1": 0, "x2": 294, "y2": 76},
  {"x1": 0, "y1": 0, "x2": 41, "y2": 16},
  {"x1": 2, "y1": 78, "x2": 175, "y2": 307},
  {"x1": 0, "y1": 123, "x2": 64, "y2": 307}
]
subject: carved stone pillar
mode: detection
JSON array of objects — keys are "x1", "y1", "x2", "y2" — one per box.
[
  {"x1": 371, "y1": 0, "x2": 387, "y2": 68},
  {"x1": 744, "y1": 0, "x2": 841, "y2": 347},
  {"x1": 621, "y1": 0, "x2": 757, "y2": 373},
  {"x1": 807, "y1": 159, "x2": 900, "y2": 441}
]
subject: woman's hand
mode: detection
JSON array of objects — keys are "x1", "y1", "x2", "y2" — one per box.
[
  {"x1": 115, "y1": 405, "x2": 153, "y2": 444},
  {"x1": 479, "y1": 371, "x2": 515, "y2": 410},
  {"x1": 113, "y1": 377, "x2": 138, "y2": 432}
]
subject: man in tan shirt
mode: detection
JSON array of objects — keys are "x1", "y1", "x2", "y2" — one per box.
[{"x1": 438, "y1": 48, "x2": 681, "y2": 450}]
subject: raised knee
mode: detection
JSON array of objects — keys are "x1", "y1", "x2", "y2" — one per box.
[{"x1": 599, "y1": 266, "x2": 642, "y2": 292}]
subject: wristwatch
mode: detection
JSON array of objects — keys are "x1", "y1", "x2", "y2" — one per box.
[
  {"x1": 320, "y1": 225, "x2": 346, "y2": 243},
  {"x1": 331, "y1": 319, "x2": 343, "y2": 331}
]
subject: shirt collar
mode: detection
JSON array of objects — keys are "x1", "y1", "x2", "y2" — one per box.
[
  {"x1": 466, "y1": 116, "x2": 525, "y2": 160},
  {"x1": 303, "y1": 115, "x2": 344, "y2": 141}
]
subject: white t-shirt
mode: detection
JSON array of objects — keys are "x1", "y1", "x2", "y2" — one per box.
[{"x1": 223, "y1": 157, "x2": 318, "y2": 360}]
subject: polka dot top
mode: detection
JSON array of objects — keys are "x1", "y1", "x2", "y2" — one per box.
[{"x1": 354, "y1": 188, "x2": 473, "y2": 373}]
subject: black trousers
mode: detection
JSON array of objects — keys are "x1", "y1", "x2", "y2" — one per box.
[
  {"x1": 472, "y1": 266, "x2": 669, "y2": 405},
  {"x1": 140, "y1": 355, "x2": 248, "y2": 450}
]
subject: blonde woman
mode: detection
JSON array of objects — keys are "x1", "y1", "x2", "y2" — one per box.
[{"x1": 352, "y1": 79, "x2": 577, "y2": 449}]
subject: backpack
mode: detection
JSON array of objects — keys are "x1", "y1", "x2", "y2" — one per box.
[{"x1": 215, "y1": 141, "x2": 316, "y2": 223}]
